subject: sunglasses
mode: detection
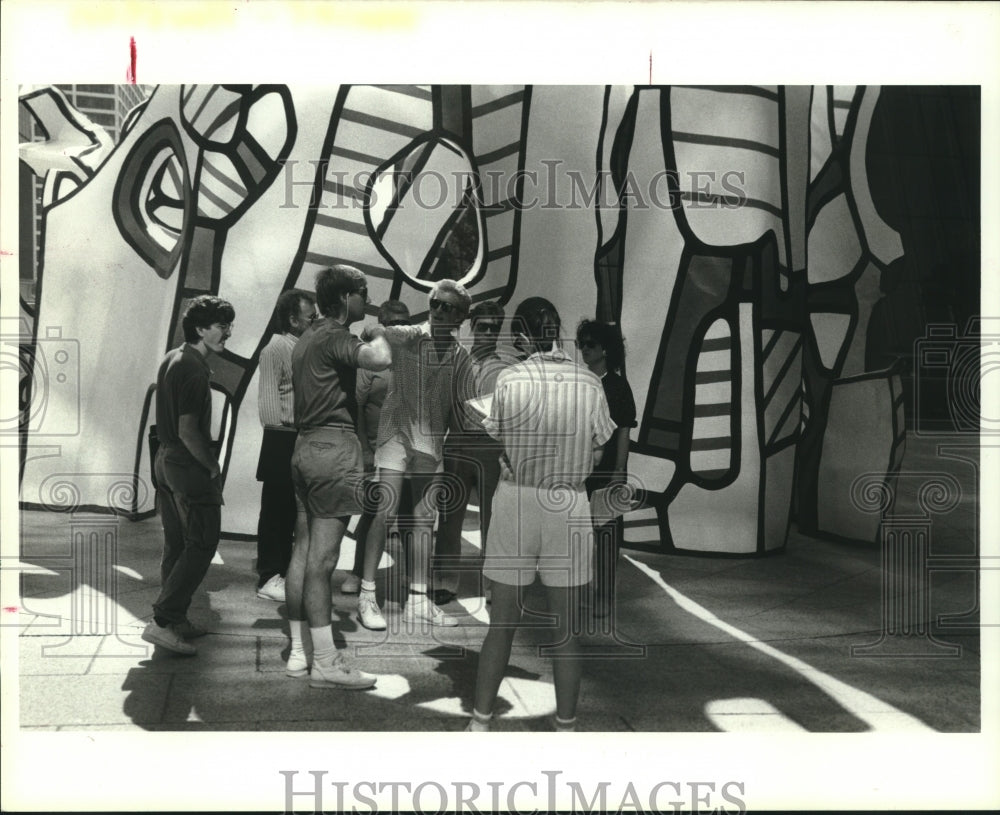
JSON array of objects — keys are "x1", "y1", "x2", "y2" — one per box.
[
  {"x1": 429, "y1": 297, "x2": 459, "y2": 314},
  {"x1": 385, "y1": 319, "x2": 409, "y2": 327},
  {"x1": 473, "y1": 322, "x2": 502, "y2": 334}
]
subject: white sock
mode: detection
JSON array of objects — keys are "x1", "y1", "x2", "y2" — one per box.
[
  {"x1": 289, "y1": 619, "x2": 305, "y2": 652},
  {"x1": 410, "y1": 582, "x2": 428, "y2": 598},
  {"x1": 467, "y1": 709, "x2": 492, "y2": 732},
  {"x1": 310, "y1": 625, "x2": 335, "y2": 662},
  {"x1": 554, "y1": 714, "x2": 577, "y2": 732},
  {"x1": 360, "y1": 579, "x2": 376, "y2": 594}
]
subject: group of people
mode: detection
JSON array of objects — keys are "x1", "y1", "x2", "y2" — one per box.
[{"x1": 141, "y1": 264, "x2": 636, "y2": 731}]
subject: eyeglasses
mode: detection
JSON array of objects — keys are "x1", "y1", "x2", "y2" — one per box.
[
  {"x1": 385, "y1": 319, "x2": 409, "y2": 327},
  {"x1": 579, "y1": 340, "x2": 600, "y2": 349},
  {"x1": 473, "y1": 322, "x2": 502, "y2": 334},
  {"x1": 352, "y1": 286, "x2": 368, "y2": 301},
  {"x1": 429, "y1": 297, "x2": 458, "y2": 315}
]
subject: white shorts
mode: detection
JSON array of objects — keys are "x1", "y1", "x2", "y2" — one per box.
[
  {"x1": 483, "y1": 479, "x2": 594, "y2": 587},
  {"x1": 373, "y1": 433, "x2": 443, "y2": 476}
]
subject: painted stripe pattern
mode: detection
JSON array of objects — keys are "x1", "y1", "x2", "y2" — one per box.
[
  {"x1": 690, "y1": 318, "x2": 733, "y2": 478},
  {"x1": 298, "y1": 85, "x2": 434, "y2": 314},
  {"x1": 761, "y1": 328, "x2": 803, "y2": 448}
]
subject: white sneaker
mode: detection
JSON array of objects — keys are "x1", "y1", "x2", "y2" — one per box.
[
  {"x1": 257, "y1": 574, "x2": 286, "y2": 602},
  {"x1": 309, "y1": 652, "x2": 376, "y2": 690},
  {"x1": 286, "y1": 650, "x2": 309, "y2": 678},
  {"x1": 341, "y1": 573, "x2": 361, "y2": 594},
  {"x1": 141, "y1": 621, "x2": 197, "y2": 655},
  {"x1": 357, "y1": 593, "x2": 387, "y2": 630},
  {"x1": 402, "y1": 597, "x2": 458, "y2": 628}
]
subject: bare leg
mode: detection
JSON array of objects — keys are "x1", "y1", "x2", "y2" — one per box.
[
  {"x1": 544, "y1": 584, "x2": 582, "y2": 721},
  {"x1": 361, "y1": 468, "x2": 404, "y2": 586},
  {"x1": 285, "y1": 507, "x2": 310, "y2": 622},
  {"x1": 472, "y1": 580, "x2": 523, "y2": 716},
  {"x1": 303, "y1": 515, "x2": 348, "y2": 627},
  {"x1": 351, "y1": 510, "x2": 373, "y2": 576},
  {"x1": 408, "y1": 472, "x2": 442, "y2": 593}
]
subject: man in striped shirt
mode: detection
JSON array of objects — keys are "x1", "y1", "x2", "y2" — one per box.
[
  {"x1": 468, "y1": 297, "x2": 616, "y2": 733},
  {"x1": 254, "y1": 289, "x2": 317, "y2": 602}
]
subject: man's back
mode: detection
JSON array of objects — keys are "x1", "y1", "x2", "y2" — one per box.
[
  {"x1": 485, "y1": 350, "x2": 613, "y2": 489},
  {"x1": 291, "y1": 318, "x2": 362, "y2": 429}
]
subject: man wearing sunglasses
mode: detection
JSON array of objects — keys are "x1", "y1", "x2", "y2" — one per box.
[
  {"x1": 432, "y1": 300, "x2": 507, "y2": 605},
  {"x1": 283, "y1": 265, "x2": 392, "y2": 689},
  {"x1": 356, "y1": 279, "x2": 476, "y2": 630}
]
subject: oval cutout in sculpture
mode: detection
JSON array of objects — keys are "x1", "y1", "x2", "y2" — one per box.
[
  {"x1": 366, "y1": 136, "x2": 484, "y2": 289},
  {"x1": 112, "y1": 120, "x2": 191, "y2": 280}
]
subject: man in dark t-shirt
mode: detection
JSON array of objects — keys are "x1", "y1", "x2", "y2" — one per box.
[
  {"x1": 282, "y1": 265, "x2": 392, "y2": 690},
  {"x1": 142, "y1": 295, "x2": 235, "y2": 656}
]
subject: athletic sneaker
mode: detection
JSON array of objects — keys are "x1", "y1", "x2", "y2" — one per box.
[
  {"x1": 286, "y1": 649, "x2": 309, "y2": 678},
  {"x1": 141, "y1": 621, "x2": 197, "y2": 655},
  {"x1": 402, "y1": 597, "x2": 458, "y2": 627},
  {"x1": 257, "y1": 574, "x2": 286, "y2": 602},
  {"x1": 341, "y1": 573, "x2": 361, "y2": 594},
  {"x1": 357, "y1": 593, "x2": 387, "y2": 630},
  {"x1": 309, "y1": 652, "x2": 376, "y2": 690},
  {"x1": 173, "y1": 619, "x2": 208, "y2": 639}
]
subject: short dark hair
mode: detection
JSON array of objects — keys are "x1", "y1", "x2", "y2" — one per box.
[
  {"x1": 576, "y1": 319, "x2": 626, "y2": 372},
  {"x1": 469, "y1": 300, "x2": 505, "y2": 327},
  {"x1": 275, "y1": 289, "x2": 315, "y2": 333},
  {"x1": 512, "y1": 296, "x2": 561, "y2": 352},
  {"x1": 315, "y1": 265, "x2": 365, "y2": 315},
  {"x1": 182, "y1": 295, "x2": 235, "y2": 343},
  {"x1": 378, "y1": 299, "x2": 410, "y2": 326}
]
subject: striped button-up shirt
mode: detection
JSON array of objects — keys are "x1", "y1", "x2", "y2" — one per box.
[
  {"x1": 482, "y1": 349, "x2": 616, "y2": 489},
  {"x1": 258, "y1": 332, "x2": 297, "y2": 428}
]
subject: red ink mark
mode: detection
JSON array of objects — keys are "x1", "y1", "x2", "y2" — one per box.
[
  {"x1": 0, "y1": 250, "x2": 15, "y2": 256},
  {"x1": 126, "y1": 36, "x2": 137, "y2": 84},
  {"x1": 3, "y1": 606, "x2": 18, "y2": 613}
]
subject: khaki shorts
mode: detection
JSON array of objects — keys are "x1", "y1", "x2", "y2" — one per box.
[
  {"x1": 374, "y1": 433, "x2": 443, "y2": 476},
  {"x1": 291, "y1": 427, "x2": 364, "y2": 518},
  {"x1": 483, "y1": 479, "x2": 594, "y2": 587}
]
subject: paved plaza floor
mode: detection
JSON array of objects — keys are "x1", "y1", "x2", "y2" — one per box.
[{"x1": 11, "y1": 435, "x2": 985, "y2": 736}]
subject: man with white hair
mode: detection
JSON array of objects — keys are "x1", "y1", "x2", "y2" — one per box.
[{"x1": 356, "y1": 279, "x2": 476, "y2": 631}]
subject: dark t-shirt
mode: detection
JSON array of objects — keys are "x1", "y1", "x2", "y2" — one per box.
[
  {"x1": 589, "y1": 370, "x2": 637, "y2": 486},
  {"x1": 156, "y1": 344, "x2": 213, "y2": 464},
  {"x1": 291, "y1": 318, "x2": 363, "y2": 429}
]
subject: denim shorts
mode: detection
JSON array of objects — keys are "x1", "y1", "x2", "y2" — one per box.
[{"x1": 291, "y1": 427, "x2": 363, "y2": 518}]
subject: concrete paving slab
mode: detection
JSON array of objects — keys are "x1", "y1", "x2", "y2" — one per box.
[{"x1": 21, "y1": 673, "x2": 172, "y2": 727}]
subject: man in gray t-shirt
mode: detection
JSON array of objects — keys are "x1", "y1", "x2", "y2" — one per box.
[{"x1": 282, "y1": 265, "x2": 392, "y2": 690}]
